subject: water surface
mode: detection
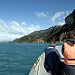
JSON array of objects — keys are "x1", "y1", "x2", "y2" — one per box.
[{"x1": 0, "y1": 43, "x2": 51, "y2": 75}]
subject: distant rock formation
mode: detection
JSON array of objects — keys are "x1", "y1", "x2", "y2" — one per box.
[
  {"x1": 65, "y1": 9, "x2": 75, "y2": 25},
  {"x1": 61, "y1": 9, "x2": 75, "y2": 33}
]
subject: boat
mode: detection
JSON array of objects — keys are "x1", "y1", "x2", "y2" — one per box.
[{"x1": 29, "y1": 45, "x2": 64, "y2": 75}]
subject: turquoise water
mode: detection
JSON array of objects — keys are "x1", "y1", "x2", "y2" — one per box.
[{"x1": 0, "y1": 43, "x2": 61, "y2": 75}]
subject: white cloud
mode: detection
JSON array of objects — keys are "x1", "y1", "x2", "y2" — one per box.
[
  {"x1": 21, "y1": 22, "x2": 26, "y2": 25},
  {"x1": 0, "y1": 19, "x2": 40, "y2": 42},
  {"x1": 50, "y1": 12, "x2": 65, "y2": 23},
  {"x1": 58, "y1": 22, "x2": 65, "y2": 25},
  {"x1": 0, "y1": 33, "x2": 22, "y2": 41},
  {"x1": 10, "y1": 21, "x2": 19, "y2": 26},
  {"x1": 35, "y1": 12, "x2": 48, "y2": 18},
  {"x1": 28, "y1": 24, "x2": 40, "y2": 33},
  {"x1": 35, "y1": 25, "x2": 40, "y2": 29},
  {"x1": 50, "y1": 10, "x2": 72, "y2": 25},
  {"x1": 65, "y1": 11, "x2": 71, "y2": 16}
]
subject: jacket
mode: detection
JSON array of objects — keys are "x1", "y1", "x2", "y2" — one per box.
[
  {"x1": 44, "y1": 47, "x2": 61, "y2": 58},
  {"x1": 44, "y1": 47, "x2": 61, "y2": 74},
  {"x1": 63, "y1": 39, "x2": 75, "y2": 65}
]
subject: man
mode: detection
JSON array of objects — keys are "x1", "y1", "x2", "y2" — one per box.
[{"x1": 44, "y1": 43, "x2": 61, "y2": 75}]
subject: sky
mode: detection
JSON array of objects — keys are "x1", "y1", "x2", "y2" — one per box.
[{"x1": 0, "y1": 0, "x2": 75, "y2": 42}]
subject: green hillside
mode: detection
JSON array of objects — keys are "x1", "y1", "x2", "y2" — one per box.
[{"x1": 12, "y1": 9, "x2": 75, "y2": 43}]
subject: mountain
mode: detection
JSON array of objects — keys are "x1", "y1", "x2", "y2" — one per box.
[
  {"x1": 12, "y1": 9, "x2": 75, "y2": 43},
  {"x1": 46, "y1": 9, "x2": 75, "y2": 43}
]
